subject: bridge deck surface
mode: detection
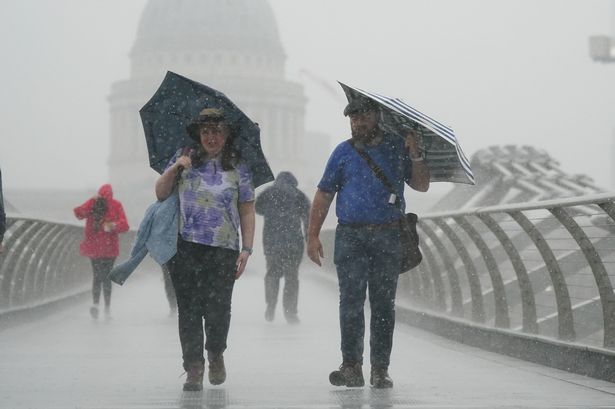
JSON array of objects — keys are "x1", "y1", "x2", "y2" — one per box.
[{"x1": 1, "y1": 262, "x2": 615, "y2": 409}]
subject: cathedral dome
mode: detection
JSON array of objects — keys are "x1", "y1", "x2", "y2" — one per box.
[
  {"x1": 129, "y1": 0, "x2": 286, "y2": 79},
  {"x1": 109, "y1": 0, "x2": 312, "y2": 226}
]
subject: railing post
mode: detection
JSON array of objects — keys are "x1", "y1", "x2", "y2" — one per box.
[
  {"x1": 455, "y1": 215, "x2": 510, "y2": 328},
  {"x1": 419, "y1": 243, "x2": 447, "y2": 311},
  {"x1": 27, "y1": 225, "x2": 63, "y2": 304},
  {"x1": 508, "y1": 211, "x2": 575, "y2": 341},
  {"x1": 11, "y1": 223, "x2": 55, "y2": 307},
  {"x1": 433, "y1": 219, "x2": 485, "y2": 323},
  {"x1": 0, "y1": 220, "x2": 36, "y2": 309},
  {"x1": 419, "y1": 223, "x2": 463, "y2": 317},
  {"x1": 550, "y1": 206, "x2": 615, "y2": 348},
  {"x1": 35, "y1": 226, "x2": 71, "y2": 299},
  {"x1": 476, "y1": 213, "x2": 538, "y2": 334}
]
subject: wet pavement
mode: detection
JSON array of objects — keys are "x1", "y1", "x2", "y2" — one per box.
[{"x1": 1, "y1": 260, "x2": 615, "y2": 408}]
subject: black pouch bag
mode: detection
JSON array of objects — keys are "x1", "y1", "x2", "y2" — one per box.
[{"x1": 399, "y1": 212, "x2": 422, "y2": 273}]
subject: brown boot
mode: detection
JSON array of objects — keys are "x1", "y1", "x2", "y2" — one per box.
[
  {"x1": 183, "y1": 362, "x2": 204, "y2": 391},
  {"x1": 329, "y1": 362, "x2": 364, "y2": 387},
  {"x1": 370, "y1": 367, "x2": 393, "y2": 389},
  {"x1": 207, "y1": 352, "x2": 226, "y2": 385}
]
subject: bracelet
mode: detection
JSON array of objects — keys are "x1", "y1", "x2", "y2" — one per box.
[{"x1": 241, "y1": 246, "x2": 253, "y2": 255}]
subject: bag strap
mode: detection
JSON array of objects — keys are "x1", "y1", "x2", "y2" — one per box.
[{"x1": 347, "y1": 139, "x2": 403, "y2": 212}]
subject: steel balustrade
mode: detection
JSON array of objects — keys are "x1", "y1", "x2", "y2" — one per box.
[
  {"x1": 4, "y1": 194, "x2": 615, "y2": 379},
  {"x1": 309, "y1": 192, "x2": 615, "y2": 381},
  {"x1": 0, "y1": 216, "x2": 134, "y2": 315},
  {"x1": 399, "y1": 192, "x2": 615, "y2": 350},
  {"x1": 419, "y1": 222, "x2": 463, "y2": 316}
]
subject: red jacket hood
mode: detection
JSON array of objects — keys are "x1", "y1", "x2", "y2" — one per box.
[{"x1": 98, "y1": 184, "x2": 113, "y2": 200}]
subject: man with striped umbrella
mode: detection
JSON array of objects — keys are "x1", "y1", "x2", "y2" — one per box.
[{"x1": 307, "y1": 96, "x2": 430, "y2": 389}]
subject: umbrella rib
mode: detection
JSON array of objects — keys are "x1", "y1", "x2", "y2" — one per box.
[
  {"x1": 353, "y1": 85, "x2": 455, "y2": 135},
  {"x1": 370, "y1": 92, "x2": 456, "y2": 142},
  {"x1": 390, "y1": 98, "x2": 455, "y2": 139},
  {"x1": 374, "y1": 95, "x2": 474, "y2": 179},
  {"x1": 371, "y1": 90, "x2": 454, "y2": 134},
  {"x1": 139, "y1": 72, "x2": 270, "y2": 185},
  {"x1": 364, "y1": 91, "x2": 474, "y2": 181}
]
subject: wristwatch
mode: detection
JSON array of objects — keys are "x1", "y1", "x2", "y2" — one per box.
[{"x1": 241, "y1": 246, "x2": 253, "y2": 255}]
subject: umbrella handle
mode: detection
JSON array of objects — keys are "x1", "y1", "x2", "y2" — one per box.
[
  {"x1": 406, "y1": 123, "x2": 428, "y2": 152},
  {"x1": 174, "y1": 147, "x2": 192, "y2": 176}
]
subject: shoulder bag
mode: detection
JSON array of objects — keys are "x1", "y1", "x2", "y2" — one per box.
[{"x1": 347, "y1": 140, "x2": 423, "y2": 273}]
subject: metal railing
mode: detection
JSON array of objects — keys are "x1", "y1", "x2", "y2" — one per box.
[
  {"x1": 398, "y1": 192, "x2": 615, "y2": 350},
  {"x1": 318, "y1": 192, "x2": 615, "y2": 381},
  {"x1": 0, "y1": 216, "x2": 133, "y2": 316}
]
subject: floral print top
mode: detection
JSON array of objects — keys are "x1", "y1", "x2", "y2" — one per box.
[{"x1": 166, "y1": 150, "x2": 255, "y2": 250}]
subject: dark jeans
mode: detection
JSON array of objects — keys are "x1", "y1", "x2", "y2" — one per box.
[
  {"x1": 90, "y1": 258, "x2": 115, "y2": 308},
  {"x1": 264, "y1": 248, "x2": 302, "y2": 316},
  {"x1": 333, "y1": 224, "x2": 401, "y2": 369},
  {"x1": 167, "y1": 239, "x2": 238, "y2": 370}
]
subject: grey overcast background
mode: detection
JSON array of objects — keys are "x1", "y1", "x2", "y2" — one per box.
[{"x1": 1, "y1": 0, "x2": 614, "y2": 191}]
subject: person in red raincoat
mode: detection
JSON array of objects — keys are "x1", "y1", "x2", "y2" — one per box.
[{"x1": 74, "y1": 184, "x2": 129, "y2": 319}]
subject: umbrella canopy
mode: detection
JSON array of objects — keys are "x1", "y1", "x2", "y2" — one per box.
[
  {"x1": 339, "y1": 82, "x2": 475, "y2": 185},
  {"x1": 140, "y1": 71, "x2": 274, "y2": 188}
]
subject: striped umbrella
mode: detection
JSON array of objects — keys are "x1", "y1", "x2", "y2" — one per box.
[{"x1": 339, "y1": 82, "x2": 475, "y2": 185}]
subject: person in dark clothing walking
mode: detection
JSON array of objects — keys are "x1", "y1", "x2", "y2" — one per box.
[
  {"x1": 255, "y1": 171, "x2": 310, "y2": 324},
  {"x1": 0, "y1": 168, "x2": 5, "y2": 254}
]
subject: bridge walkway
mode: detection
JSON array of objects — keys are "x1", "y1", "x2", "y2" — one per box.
[{"x1": 1, "y1": 262, "x2": 614, "y2": 408}]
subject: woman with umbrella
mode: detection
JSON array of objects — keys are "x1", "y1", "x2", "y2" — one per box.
[{"x1": 155, "y1": 107, "x2": 255, "y2": 391}]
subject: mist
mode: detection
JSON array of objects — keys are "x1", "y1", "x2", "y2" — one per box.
[
  {"x1": 1, "y1": 0, "x2": 614, "y2": 195},
  {"x1": 2, "y1": 2, "x2": 615, "y2": 406}
]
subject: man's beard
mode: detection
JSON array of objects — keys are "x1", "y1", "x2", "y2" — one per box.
[{"x1": 352, "y1": 127, "x2": 379, "y2": 143}]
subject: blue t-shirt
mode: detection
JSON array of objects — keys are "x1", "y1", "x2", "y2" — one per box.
[{"x1": 317, "y1": 135, "x2": 412, "y2": 224}]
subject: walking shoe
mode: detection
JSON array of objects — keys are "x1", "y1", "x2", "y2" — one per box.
[
  {"x1": 89, "y1": 305, "x2": 99, "y2": 319},
  {"x1": 207, "y1": 353, "x2": 226, "y2": 385},
  {"x1": 285, "y1": 313, "x2": 300, "y2": 324},
  {"x1": 183, "y1": 363, "x2": 204, "y2": 391},
  {"x1": 329, "y1": 362, "x2": 364, "y2": 387},
  {"x1": 370, "y1": 367, "x2": 393, "y2": 389},
  {"x1": 265, "y1": 306, "x2": 275, "y2": 322}
]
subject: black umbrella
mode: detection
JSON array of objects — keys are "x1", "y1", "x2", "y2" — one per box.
[{"x1": 140, "y1": 71, "x2": 274, "y2": 188}]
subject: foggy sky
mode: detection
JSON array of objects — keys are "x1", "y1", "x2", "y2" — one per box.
[{"x1": 1, "y1": 0, "x2": 614, "y2": 192}]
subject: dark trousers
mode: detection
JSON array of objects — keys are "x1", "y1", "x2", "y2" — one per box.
[
  {"x1": 333, "y1": 225, "x2": 401, "y2": 369},
  {"x1": 264, "y1": 249, "x2": 302, "y2": 316},
  {"x1": 161, "y1": 264, "x2": 177, "y2": 310},
  {"x1": 90, "y1": 258, "x2": 115, "y2": 308},
  {"x1": 167, "y1": 239, "x2": 238, "y2": 370}
]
